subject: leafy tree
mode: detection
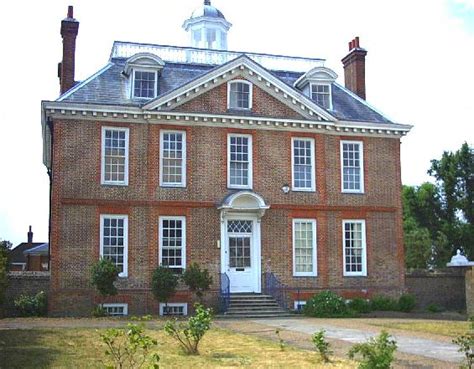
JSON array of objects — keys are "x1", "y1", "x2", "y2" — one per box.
[
  {"x1": 0, "y1": 239, "x2": 12, "y2": 311},
  {"x1": 181, "y1": 263, "x2": 212, "y2": 302},
  {"x1": 151, "y1": 266, "x2": 178, "y2": 308},
  {"x1": 91, "y1": 258, "x2": 119, "y2": 305}
]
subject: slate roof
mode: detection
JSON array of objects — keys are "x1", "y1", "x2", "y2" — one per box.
[
  {"x1": 23, "y1": 243, "x2": 49, "y2": 256},
  {"x1": 9, "y1": 243, "x2": 45, "y2": 264},
  {"x1": 58, "y1": 48, "x2": 392, "y2": 124}
]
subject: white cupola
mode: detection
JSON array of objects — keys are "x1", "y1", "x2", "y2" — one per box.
[{"x1": 182, "y1": 0, "x2": 232, "y2": 50}]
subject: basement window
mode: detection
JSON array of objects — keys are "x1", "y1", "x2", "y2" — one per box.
[
  {"x1": 102, "y1": 303, "x2": 128, "y2": 316},
  {"x1": 159, "y1": 303, "x2": 188, "y2": 316}
]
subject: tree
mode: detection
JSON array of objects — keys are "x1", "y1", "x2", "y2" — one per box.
[
  {"x1": 91, "y1": 258, "x2": 119, "y2": 304},
  {"x1": 0, "y1": 239, "x2": 12, "y2": 311},
  {"x1": 151, "y1": 266, "x2": 178, "y2": 308},
  {"x1": 181, "y1": 263, "x2": 213, "y2": 303}
]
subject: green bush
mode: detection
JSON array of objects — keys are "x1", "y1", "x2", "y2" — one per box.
[
  {"x1": 91, "y1": 305, "x2": 107, "y2": 317},
  {"x1": 426, "y1": 303, "x2": 445, "y2": 313},
  {"x1": 91, "y1": 258, "x2": 119, "y2": 297},
  {"x1": 181, "y1": 263, "x2": 213, "y2": 301},
  {"x1": 398, "y1": 294, "x2": 416, "y2": 312},
  {"x1": 452, "y1": 317, "x2": 474, "y2": 369},
  {"x1": 164, "y1": 303, "x2": 212, "y2": 355},
  {"x1": 14, "y1": 291, "x2": 47, "y2": 317},
  {"x1": 100, "y1": 323, "x2": 159, "y2": 368},
  {"x1": 348, "y1": 298, "x2": 372, "y2": 314},
  {"x1": 151, "y1": 266, "x2": 178, "y2": 306},
  {"x1": 348, "y1": 330, "x2": 397, "y2": 369},
  {"x1": 370, "y1": 295, "x2": 398, "y2": 311},
  {"x1": 312, "y1": 329, "x2": 332, "y2": 363},
  {"x1": 303, "y1": 291, "x2": 351, "y2": 318}
]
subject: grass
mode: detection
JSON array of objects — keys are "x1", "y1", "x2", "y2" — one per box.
[
  {"x1": 0, "y1": 326, "x2": 355, "y2": 368},
  {"x1": 368, "y1": 320, "x2": 470, "y2": 338}
]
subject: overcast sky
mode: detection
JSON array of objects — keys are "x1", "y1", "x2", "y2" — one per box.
[{"x1": 0, "y1": 0, "x2": 473, "y2": 246}]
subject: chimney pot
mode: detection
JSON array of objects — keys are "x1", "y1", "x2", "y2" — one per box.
[
  {"x1": 355, "y1": 36, "x2": 360, "y2": 48},
  {"x1": 67, "y1": 5, "x2": 73, "y2": 18},
  {"x1": 27, "y1": 226, "x2": 33, "y2": 244}
]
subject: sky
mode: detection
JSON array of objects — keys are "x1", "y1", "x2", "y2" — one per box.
[{"x1": 0, "y1": 0, "x2": 473, "y2": 246}]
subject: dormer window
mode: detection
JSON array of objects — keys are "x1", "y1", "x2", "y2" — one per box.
[
  {"x1": 294, "y1": 66, "x2": 337, "y2": 111},
  {"x1": 228, "y1": 80, "x2": 252, "y2": 110},
  {"x1": 311, "y1": 84, "x2": 331, "y2": 110},
  {"x1": 133, "y1": 70, "x2": 157, "y2": 99},
  {"x1": 124, "y1": 53, "x2": 165, "y2": 100}
]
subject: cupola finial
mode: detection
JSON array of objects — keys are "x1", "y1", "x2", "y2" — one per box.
[{"x1": 204, "y1": 0, "x2": 211, "y2": 5}]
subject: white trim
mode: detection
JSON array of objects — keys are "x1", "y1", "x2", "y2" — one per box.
[
  {"x1": 342, "y1": 219, "x2": 367, "y2": 277},
  {"x1": 159, "y1": 130, "x2": 187, "y2": 187},
  {"x1": 227, "y1": 133, "x2": 253, "y2": 189},
  {"x1": 101, "y1": 127, "x2": 129, "y2": 186},
  {"x1": 291, "y1": 137, "x2": 316, "y2": 192},
  {"x1": 102, "y1": 303, "x2": 128, "y2": 316},
  {"x1": 292, "y1": 219, "x2": 317, "y2": 277},
  {"x1": 57, "y1": 63, "x2": 113, "y2": 101},
  {"x1": 159, "y1": 216, "x2": 186, "y2": 270},
  {"x1": 340, "y1": 140, "x2": 364, "y2": 194},
  {"x1": 100, "y1": 214, "x2": 129, "y2": 278},
  {"x1": 131, "y1": 68, "x2": 158, "y2": 99},
  {"x1": 310, "y1": 83, "x2": 333, "y2": 110},
  {"x1": 293, "y1": 300, "x2": 307, "y2": 310},
  {"x1": 159, "y1": 302, "x2": 188, "y2": 316},
  {"x1": 227, "y1": 79, "x2": 253, "y2": 110}
]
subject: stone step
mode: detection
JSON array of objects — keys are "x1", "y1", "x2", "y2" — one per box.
[
  {"x1": 229, "y1": 300, "x2": 280, "y2": 305},
  {"x1": 227, "y1": 306, "x2": 284, "y2": 312}
]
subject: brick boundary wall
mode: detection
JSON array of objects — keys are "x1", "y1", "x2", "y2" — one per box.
[
  {"x1": 405, "y1": 268, "x2": 466, "y2": 311},
  {"x1": 3, "y1": 271, "x2": 51, "y2": 317}
]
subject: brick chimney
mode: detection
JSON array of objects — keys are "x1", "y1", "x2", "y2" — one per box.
[
  {"x1": 27, "y1": 225, "x2": 33, "y2": 244},
  {"x1": 341, "y1": 37, "x2": 367, "y2": 100},
  {"x1": 58, "y1": 6, "x2": 79, "y2": 95}
]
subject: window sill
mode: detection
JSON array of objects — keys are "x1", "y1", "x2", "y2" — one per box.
[
  {"x1": 292, "y1": 188, "x2": 316, "y2": 193},
  {"x1": 160, "y1": 184, "x2": 186, "y2": 188},
  {"x1": 341, "y1": 191, "x2": 365, "y2": 195},
  {"x1": 101, "y1": 182, "x2": 129, "y2": 187}
]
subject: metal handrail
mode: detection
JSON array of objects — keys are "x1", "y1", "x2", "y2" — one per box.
[
  {"x1": 263, "y1": 272, "x2": 288, "y2": 310},
  {"x1": 219, "y1": 272, "x2": 230, "y2": 313}
]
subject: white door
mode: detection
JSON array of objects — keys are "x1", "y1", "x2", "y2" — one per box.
[{"x1": 224, "y1": 218, "x2": 260, "y2": 293}]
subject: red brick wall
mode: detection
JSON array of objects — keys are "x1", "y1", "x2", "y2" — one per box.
[{"x1": 48, "y1": 90, "x2": 404, "y2": 315}]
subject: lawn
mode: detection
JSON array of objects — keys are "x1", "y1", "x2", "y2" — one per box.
[
  {"x1": 0, "y1": 326, "x2": 355, "y2": 368},
  {"x1": 367, "y1": 320, "x2": 470, "y2": 338}
]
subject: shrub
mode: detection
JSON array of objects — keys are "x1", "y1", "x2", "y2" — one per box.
[
  {"x1": 91, "y1": 258, "x2": 119, "y2": 298},
  {"x1": 151, "y1": 266, "x2": 178, "y2": 307},
  {"x1": 14, "y1": 291, "x2": 47, "y2": 317},
  {"x1": 370, "y1": 295, "x2": 398, "y2": 311},
  {"x1": 100, "y1": 323, "x2": 159, "y2": 369},
  {"x1": 275, "y1": 329, "x2": 286, "y2": 351},
  {"x1": 164, "y1": 303, "x2": 212, "y2": 355},
  {"x1": 303, "y1": 291, "x2": 350, "y2": 318},
  {"x1": 92, "y1": 305, "x2": 107, "y2": 317},
  {"x1": 426, "y1": 303, "x2": 445, "y2": 313},
  {"x1": 348, "y1": 298, "x2": 372, "y2": 314},
  {"x1": 312, "y1": 329, "x2": 332, "y2": 363},
  {"x1": 0, "y1": 252, "x2": 7, "y2": 308},
  {"x1": 398, "y1": 293, "x2": 416, "y2": 312},
  {"x1": 348, "y1": 330, "x2": 397, "y2": 369},
  {"x1": 181, "y1": 263, "x2": 213, "y2": 302}
]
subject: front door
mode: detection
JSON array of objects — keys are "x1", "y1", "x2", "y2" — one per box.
[{"x1": 223, "y1": 218, "x2": 261, "y2": 293}]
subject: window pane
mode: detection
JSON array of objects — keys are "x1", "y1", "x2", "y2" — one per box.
[
  {"x1": 229, "y1": 82, "x2": 250, "y2": 109},
  {"x1": 161, "y1": 218, "x2": 185, "y2": 268},
  {"x1": 311, "y1": 84, "x2": 330, "y2": 109},
  {"x1": 342, "y1": 142, "x2": 362, "y2": 191},
  {"x1": 133, "y1": 71, "x2": 156, "y2": 98},
  {"x1": 293, "y1": 139, "x2": 313, "y2": 189},
  {"x1": 103, "y1": 129, "x2": 128, "y2": 184},
  {"x1": 162, "y1": 132, "x2": 185, "y2": 185},
  {"x1": 229, "y1": 136, "x2": 250, "y2": 187},
  {"x1": 344, "y1": 221, "x2": 365, "y2": 275},
  {"x1": 294, "y1": 221, "x2": 314, "y2": 274},
  {"x1": 102, "y1": 216, "x2": 126, "y2": 274}
]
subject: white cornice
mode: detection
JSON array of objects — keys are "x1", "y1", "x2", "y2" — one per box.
[{"x1": 42, "y1": 101, "x2": 412, "y2": 138}]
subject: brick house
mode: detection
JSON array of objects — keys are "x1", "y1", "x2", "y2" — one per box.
[
  {"x1": 9, "y1": 226, "x2": 49, "y2": 272},
  {"x1": 41, "y1": 3, "x2": 411, "y2": 316}
]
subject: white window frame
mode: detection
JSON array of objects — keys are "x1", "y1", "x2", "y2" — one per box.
[
  {"x1": 310, "y1": 83, "x2": 332, "y2": 110},
  {"x1": 159, "y1": 130, "x2": 187, "y2": 187},
  {"x1": 291, "y1": 137, "x2": 316, "y2": 192},
  {"x1": 100, "y1": 214, "x2": 129, "y2": 278},
  {"x1": 101, "y1": 127, "x2": 129, "y2": 186},
  {"x1": 227, "y1": 80, "x2": 253, "y2": 110},
  {"x1": 159, "y1": 302, "x2": 188, "y2": 316},
  {"x1": 340, "y1": 140, "x2": 364, "y2": 193},
  {"x1": 131, "y1": 68, "x2": 158, "y2": 99},
  {"x1": 159, "y1": 216, "x2": 186, "y2": 271},
  {"x1": 293, "y1": 300, "x2": 307, "y2": 311},
  {"x1": 342, "y1": 220, "x2": 367, "y2": 277},
  {"x1": 292, "y1": 219, "x2": 317, "y2": 277},
  {"x1": 102, "y1": 303, "x2": 128, "y2": 316},
  {"x1": 227, "y1": 134, "x2": 253, "y2": 189}
]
